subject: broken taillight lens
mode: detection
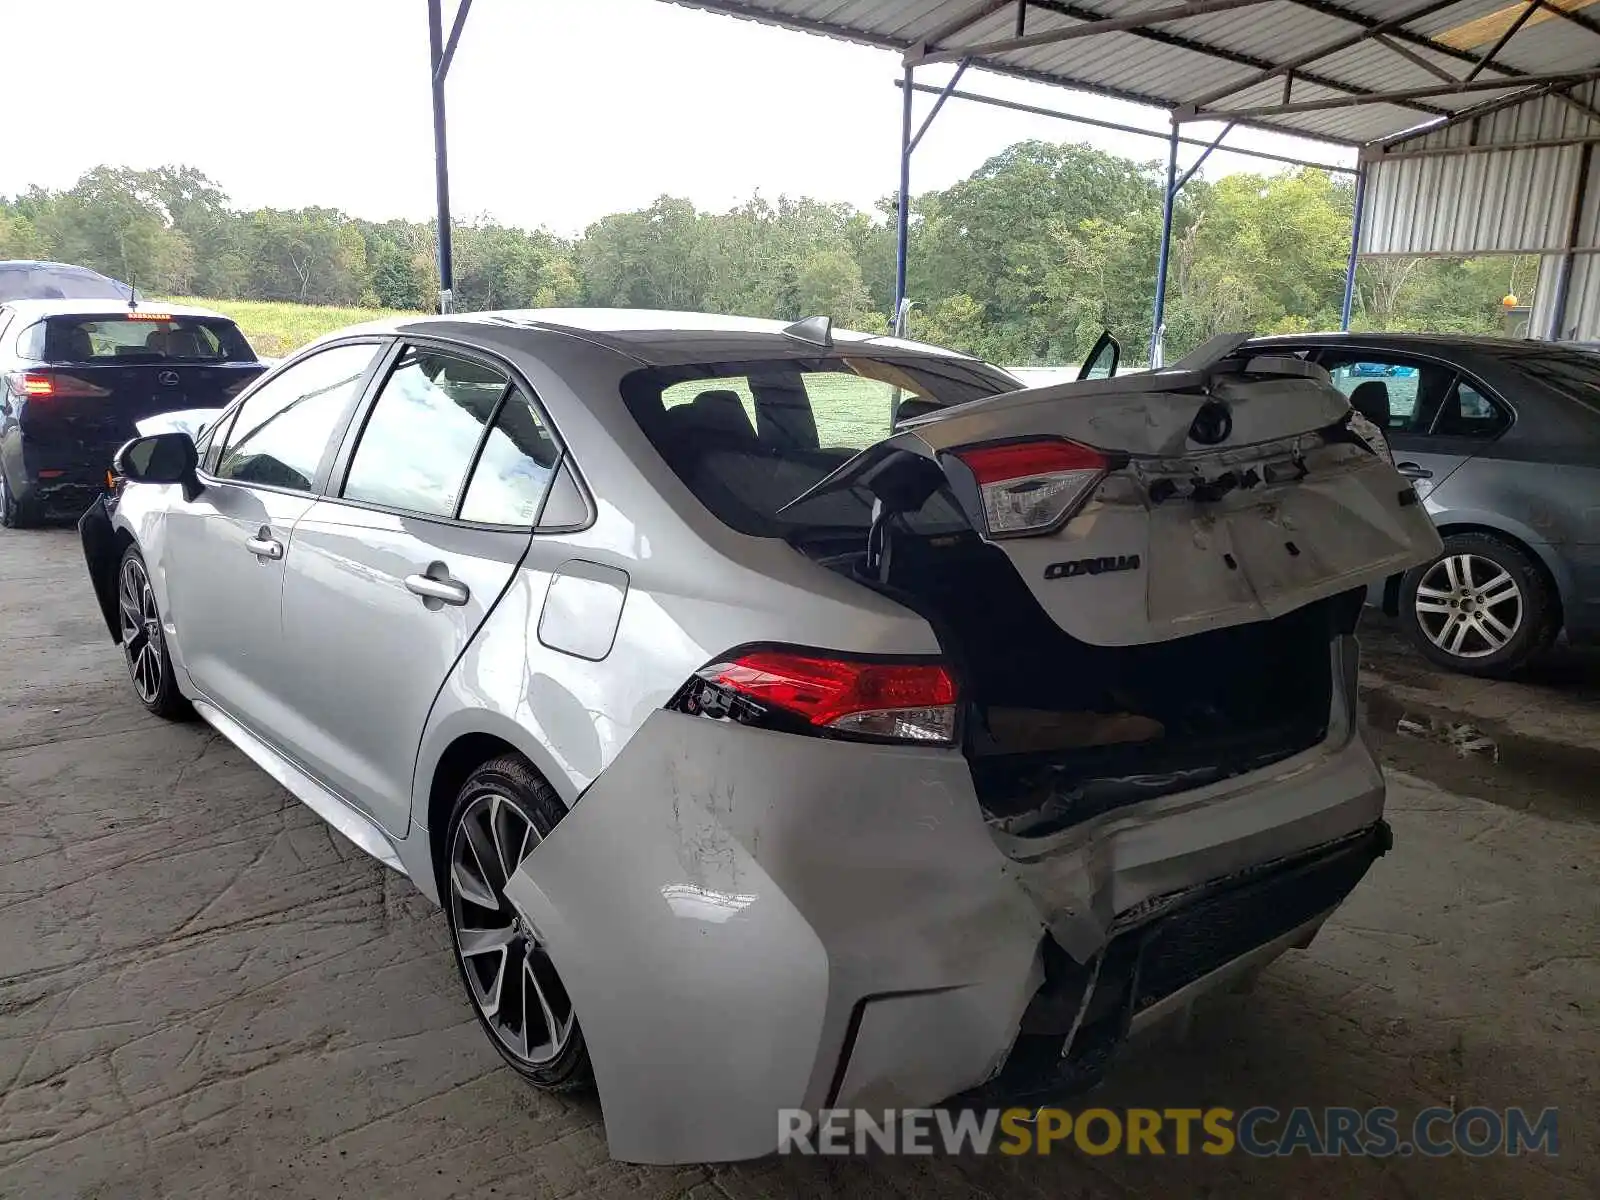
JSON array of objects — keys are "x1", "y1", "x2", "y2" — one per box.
[
  {"x1": 951, "y1": 438, "x2": 1109, "y2": 537},
  {"x1": 671, "y1": 648, "x2": 959, "y2": 745}
]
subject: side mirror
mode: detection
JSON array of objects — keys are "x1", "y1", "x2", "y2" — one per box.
[
  {"x1": 114, "y1": 432, "x2": 202, "y2": 501},
  {"x1": 1077, "y1": 330, "x2": 1121, "y2": 381}
]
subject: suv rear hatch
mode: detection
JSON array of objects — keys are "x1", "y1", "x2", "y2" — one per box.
[
  {"x1": 8, "y1": 310, "x2": 262, "y2": 459},
  {"x1": 789, "y1": 337, "x2": 1441, "y2": 833}
]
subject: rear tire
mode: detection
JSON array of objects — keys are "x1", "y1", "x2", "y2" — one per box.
[
  {"x1": 444, "y1": 755, "x2": 592, "y2": 1092},
  {"x1": 117, "y1": 545, "x2": 191, "y2": 719},
  {"x1": 1399, "y1": 532, "x2": 1555, "y2": 677},
  {"x1": 0, "y1": 469, "x2": 36, "y2": 529}
]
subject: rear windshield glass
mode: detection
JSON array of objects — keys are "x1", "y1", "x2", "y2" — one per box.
[
  {"x1": 620, "y1": 355, "x2": 1007, "y2": 537},
  {"x1": 17, "y1": 315, "x2": 255, "y2": 364}
]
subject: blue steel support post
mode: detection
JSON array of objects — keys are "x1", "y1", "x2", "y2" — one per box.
[
  {"x1": 1150, "y1": 122, "x2": 1180, "y2": 367},
  {"x1": 894, "y1": 65, "x2": 913, "y2": 333},
  {"x1": 428, "y1": 0, "x2": 454, "y2": 314},
  {"x1": 1341, "y1": 166, "x2": 1367, "y2": 330}
]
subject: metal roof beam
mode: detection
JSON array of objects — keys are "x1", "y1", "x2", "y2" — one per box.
[
  {"x1": 1185, "y1": 0, "x2": 1463, "y2": 108},
  {"x1": 941, "y1": 0, "x2": 1453, "y2": 117},
  {"x1": 1464, "y1": 1, "x2": 1539, "y2": 82},
  {"x1": 896, "y1": 77, "x2": 1358, "y2": 171},
  {"x1": 1374, "y1": 80, "x2": 1567, "y2": 147},
  {"x1": 1190, "y1": 67, "x2": 1600, "y2": 121},
  {"x1": 909, "y1": 0, "x2": 1276, "y2": 66},
  {"x1": 1533, "y1": 0, "x2": 1600, "y2": 39},
  {"x1": 1374, "y1": 33, "x2": 1461, "y2": 84},
  {"x1": 1282, "y1": 0, "x2": 1533, "y2": 74},
  {"x1": 1554, "y1": 85, "x2": 1600, "y2": 124},
  {"x1": 915, "y1": 0, "x2": 1014, "y2": 52},
  {"x1": 432, "y1": 0, "x2": 474, "y2": 86}
]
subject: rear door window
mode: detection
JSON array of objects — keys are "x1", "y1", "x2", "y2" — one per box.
[
  {"x1": 341, "y1": 347, "x2": 509, "y2": 518},
  {"x1": 1432, "y1": 379, "x2": 1510, "y2": 438},
  {"x1": 458, "y1": 387, "x2": 561, "y2": 526},
  {"x1": 1319, "y1": 354, "x2": 1452, "y2": 434},
  {"x1": 214, "y1": 343, "x2": 381, "y2": 492}
]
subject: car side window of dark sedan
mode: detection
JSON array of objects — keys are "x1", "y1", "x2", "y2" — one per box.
[
  {"x1": 1318, "y1": 354, "x2": 1452, "y2": 435},
  {"x1": 214, "y1": 343, "x2": 380, "y2": 492},
  {"x1": 1431, "y1": 379, "x2": 1510, "y2": 439},
  {"x1": 341, "y1": 347, "x2": 510, "y2": 519}
]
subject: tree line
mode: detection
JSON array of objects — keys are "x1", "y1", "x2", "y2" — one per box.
[{"x1": 0, "y1": 149, "x2": 1534, "y2": 364}]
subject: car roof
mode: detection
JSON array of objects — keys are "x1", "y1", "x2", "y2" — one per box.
[
  {"x1": 1245, "y1": 330, "x2": 1591, "y2": 361},
  {"x1": 323, "y1": 307, "x2": 985, "y2": 367},
  {"x1": 0, "y1": 298, "x2": 229, "y2": 321},
  {"x1": 0, "y1": 259, "x2": 112, "y2": 273}
]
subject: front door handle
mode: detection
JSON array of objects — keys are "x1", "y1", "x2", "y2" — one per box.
[
  {"x1": 405, "y1": 570, "x2": 470, "y2": 607},
  {"x1": 245, "y1": 527, "x2": 284, "y2": 559},
  {"x1": 1395, "y1": 461, "x2": 1433, "y2": 480}
]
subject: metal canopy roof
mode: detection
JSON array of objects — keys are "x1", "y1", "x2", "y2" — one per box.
[{"x1": 663, "y1": 0, "x2": 1600, "y2": 147}]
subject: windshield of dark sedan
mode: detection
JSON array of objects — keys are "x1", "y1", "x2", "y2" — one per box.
[
  {"x1": 18, "y1": 314, "x2": 255, "y2": 364},
  {"x1": 620, "y1": 355, "x2": 1007, "y2": 537}
]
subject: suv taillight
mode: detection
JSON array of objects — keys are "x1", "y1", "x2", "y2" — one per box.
[
  {"x1": 670, "y1": 648, "x2": 958, "y2": 745},
  {"x1": 949, "y1": 438, "x2": 1110, "y2": 537},
  {"x1": 5, "y1": 371, "x2": 110, "y2": 400}
]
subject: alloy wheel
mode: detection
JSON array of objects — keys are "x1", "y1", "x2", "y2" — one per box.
[
  {"x1": 1413, "y1": 553, "x2": 1523, "y2": 659},
  {"x1": 449, "y1": 792, "x2": 576, "y2": 1067},
  {"x1": 118, "y1": 557, "x2": 164, "y2": 703}
]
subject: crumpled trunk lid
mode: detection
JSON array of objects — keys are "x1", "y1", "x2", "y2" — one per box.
[{"x1": 786, "y1": 340, "x2": 1442, "y2": 646}]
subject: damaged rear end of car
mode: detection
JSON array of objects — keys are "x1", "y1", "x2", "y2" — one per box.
[{"x1": 502, "y1": 335, "x2": 1440, "y2": 1164}]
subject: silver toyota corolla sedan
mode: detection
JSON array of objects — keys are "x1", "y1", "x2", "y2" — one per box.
[{"x1": 79, "y1": 310, "x2": 1439, "y2": 1163}]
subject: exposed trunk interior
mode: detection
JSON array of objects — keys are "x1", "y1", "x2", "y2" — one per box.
[{"x1": 801, "y1": 526, "x2": 1362, "y2": 839}]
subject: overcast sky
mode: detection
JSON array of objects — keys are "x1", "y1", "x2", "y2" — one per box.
[{"x1": 3, "y1": 0, "x2": 1355, "y2": 235}]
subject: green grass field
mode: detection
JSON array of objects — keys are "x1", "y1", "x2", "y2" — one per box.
[{"x1": 159, "y1": 297, "x2": 420, "y2": 358}]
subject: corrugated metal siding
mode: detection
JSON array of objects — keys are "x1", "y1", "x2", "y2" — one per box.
[
  {"x1": 1364, "y1": 82, "x2": 1600, "y2": 256},
  {"x1": 1363, "y1": 146, "x2": 1590, "y2": 255},
  {"x1": 1529, "y1": 249, "x2": 1600, "y2": 341}
]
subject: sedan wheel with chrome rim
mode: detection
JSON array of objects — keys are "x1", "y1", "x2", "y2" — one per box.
[
  {"x1": 1400, "y1": 532, "x2": 1555, "y2": 677},
  {"x1": 444, "y1": 755, "x2": 591, "y2": 1090},
  {"x1": 116, "y1": 545, "x2": 190, "y2": 718},
  {"x1": 1413, "y1": 552, "x2": 1522, "y2": 659}
]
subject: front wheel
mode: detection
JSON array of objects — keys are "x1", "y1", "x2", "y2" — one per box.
[
  {"x1": 117, "y1": 545, "x2": 191, "y2": 718},
  {"x1": 444, "y1": 755, "x2": 592, "y2": 1092},
  {"x1": 1399, "y1": 533, "x2": 1556, "y2": 677}
]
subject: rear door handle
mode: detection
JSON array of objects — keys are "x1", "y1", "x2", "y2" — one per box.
[
  {"x1": 1395, "y1": 462, "x2": 1433, "y2": 480},
  {"x1": 245, "y1": 527, "x2": 284, "y2": 559},
  {"x1": 405, "y1": 571, "x2": 470, "y2": 607}
]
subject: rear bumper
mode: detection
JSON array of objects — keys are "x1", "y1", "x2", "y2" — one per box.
[
  {"x1": 505, "y1": 665, "x2": 1387, "y2": 1164},
  {"x1": 8, "y1": 448, "x2": 115, "y2": 517},
  {"x1": 954, "y1": 820, "x2": 1390, "y2": 1107}
]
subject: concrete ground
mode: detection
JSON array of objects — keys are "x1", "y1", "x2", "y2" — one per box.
[{"x1": 1, "y1": 526, "x2": 1596, "y2": 1199}]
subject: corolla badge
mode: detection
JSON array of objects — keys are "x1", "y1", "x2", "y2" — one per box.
[
  {"x1": 157, "y1": 370, "x2": 181, "y2": 387},
  {"x1": 1044, "y1": 554, "x2": 1141, "y2": 580}
]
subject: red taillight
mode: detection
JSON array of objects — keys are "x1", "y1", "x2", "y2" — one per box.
[
  {"x1": 956, "y1": 440, "x2": 1107, "y2": 483},
  {"x1": 9, "y1": 371, "x2": 110, "y2": 400},
  {"x1": 950, "y1": 437, "x2": 1110, "y2": 537},
  {"x1": 688, "y1": 649, "x2": 959, "y2": 744}
]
